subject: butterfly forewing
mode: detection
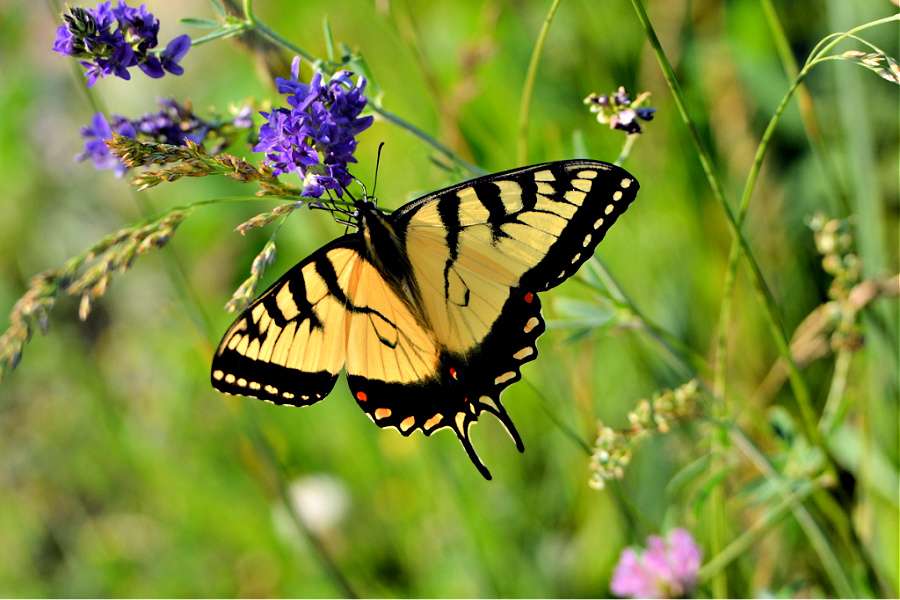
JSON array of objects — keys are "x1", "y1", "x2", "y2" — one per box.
[
  {"x1": 211, "y1": 241, "x2": 362, "y2": 406},
  {"x1": 394, "y1": 160, "x2": 638, "y2": 355}
]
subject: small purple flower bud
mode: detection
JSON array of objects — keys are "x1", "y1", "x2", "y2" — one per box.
[
  {"x1": 104, "y1": 42, "x2": 136, "y2": 78},
  {"x1": 612, "y1": 109, "x2": 643, "y2": 134},
  {"x1": 585, "y1": 86, "x2": 655, "y2": 136},
  {"x1": 159, "y1": 34, "x2": 191, "y2": 76},
  {"x1": 80, "y1": 60, "x2": 105, "y2": 87},
  {"x1": 138, "y1": 54, "x2": 164, "y2": 78},
  {"x1": 53, "y1": 24, "x2": 76, "y2": 55},
  {"x1": 114, "y1": 2, "x2": 159, "y2": 52},
  {"x1": 232, "y1": 106, "x2": 254, "y2": 129},
  {"x1": 613, "y1": 86, "x2": 631, "y2": 106},
  {"x1": 74, "y1": 98, "x2": 255, "y2": 177}
]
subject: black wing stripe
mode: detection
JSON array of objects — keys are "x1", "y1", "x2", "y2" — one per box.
[{"x1": 469, "y1": 180, "x2": 507, "y2": 242}]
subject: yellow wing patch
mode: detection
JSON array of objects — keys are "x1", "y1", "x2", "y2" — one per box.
[{"x1": 343, "y1": 258, "x2": 440, "y2": 384}]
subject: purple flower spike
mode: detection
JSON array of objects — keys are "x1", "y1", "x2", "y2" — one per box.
[
  {"x1": 255, "y1": 60, "x2": 373, "y2": 198},
  {"x1": 53, "y1": 2, "x2": 190, "y2": 86},
  {"x1": 611, "y1": 528, "x2": 702, "y2": 599}
]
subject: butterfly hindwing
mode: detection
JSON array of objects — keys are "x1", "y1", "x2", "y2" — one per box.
[{"x1": 347, "y1": 287, "x2": 543, "y2": 479}]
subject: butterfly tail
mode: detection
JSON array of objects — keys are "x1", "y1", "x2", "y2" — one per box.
[
  {"x1": 451, "y1": 413, "x2": 493, "y2": 480},
  {"x1": 476, "y1": 396, "x2": 525, "y2": 453}
]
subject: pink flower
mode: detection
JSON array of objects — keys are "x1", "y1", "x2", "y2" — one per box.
[{"x1": 611, "y1": 528, "x2": 702, "y2": 598}]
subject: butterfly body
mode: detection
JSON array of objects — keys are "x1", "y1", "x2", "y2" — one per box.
[{"x1": 212, "y1": 160, "x2": 639, "y2": 479}]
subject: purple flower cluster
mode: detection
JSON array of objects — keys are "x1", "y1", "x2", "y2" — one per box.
[
  {"x1": 255, "y1": 58, "x2": 374, "y2": 198},
  {"x1": 585, "y1": 86, "x2": 656, "y2": 135},
  {"x1": 78, "y1": 99, "x2": 254, "y2": 177},
  {"x1": 611, "y1": 528, "x2": 702, "y2": 599},
  {"x1": 53, "y1": 2, "x2": 190, "y2": 86}
]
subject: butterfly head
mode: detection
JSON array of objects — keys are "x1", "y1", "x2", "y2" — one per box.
[
  {"x1": 352, "y1": 198, "x2": 381, "y2": 229},
  {"x1": 353, "y1": 198, "x2": 377, "y2": 214}
]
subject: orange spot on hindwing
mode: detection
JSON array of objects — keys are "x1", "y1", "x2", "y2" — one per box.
[
  {"x1": 356, "y1": 391, "x2": 367, "y2": 402},
  {"x1": 524, "y1": 292, "x2": 534, "y2": 303}
]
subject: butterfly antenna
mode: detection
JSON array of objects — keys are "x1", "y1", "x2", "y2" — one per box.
[{"x1": 371, "y1": 142, "x2": 385, "y2": 205}]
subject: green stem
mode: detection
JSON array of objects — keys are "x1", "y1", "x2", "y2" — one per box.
[
  {"x1": 516, "y1": 0, "x2": 563, "y2": 164},
  {"x1": 756, "y1": 0, "x2": 845, "y2": 212},
  {"x1": 697, "y1": 475, "x2": 829, "y2": 582},
  {"x1": 729, "y1": 428, "x2": 856, "y2": 597},
  {"x1": 715, "y1": 9, "x2": 899, "y2": 459},
  {"x1": 714, "y1": 75, "x2": 804, "y2": 404},
  {"x1": 576, "y1": 259, "x2": 764, "y2": 431},
  {"x1": 580, "y1": 260, "x2": 711, "y2": 381},
  {"x1": 629, "y1": 0, "x2": 817, "y2": 448},
  {"x1": 187, "y1": 22, "x2": 251, "y2": 46},
  {"x1": 242, "y1": 0, "x2": 318, "y2": 64},
  {"x1": 523, "y1": 378, "x2": 592, "y2": 455},
  {"x1": 712, "y1": 16, "x2": 899, "y2": 591},
  {"x1": 242, "y1": 408, "x2": 360, "y2": 598},
  {"x1": 372, "y1": 106, "x2": 487, "y2": 176},
  {"x1": 804, "y1": 15, "x2": 899, "y2": 65},
  {"x1": 707, "y1": 462, "x2": 729, "y2": 598},
  {"x1": 157, "y1": 233, "x2": 216, "y2": 341},
  {"x1": 819, "y1": 346, "x2": 853, "y2": 436},
  {"x1": 614, "y1": 135, "x2": 637, "y2": 166}
]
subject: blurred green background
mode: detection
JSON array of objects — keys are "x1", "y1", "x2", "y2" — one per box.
[{"x1": 0, "y1": 0, "x2": 897, "y2": 597}]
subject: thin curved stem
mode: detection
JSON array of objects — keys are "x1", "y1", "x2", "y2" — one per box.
[
  {"x1": 714, "y1": 75, "x2": 804, "y2": 402},
  {"x1": 728, "y1": 428, "x2": 855, "y2": 597},
  {"x1": 516, "y1": 0, "x2": 563, "y2": 164},
  {"x1": 629, "y1": 0, "x2": 816, "y2": 445}
]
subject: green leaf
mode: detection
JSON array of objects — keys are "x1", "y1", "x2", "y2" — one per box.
[
  {"x1": 667, "y1": 453, "x2": 713, "y2": 496},
  {"x1": 546, "y1": 297, "x2": 617, "y2": 331},
  {"x1": 180, "y1": 17, "x2": 225, "y2": 29},
  {"x1": 206, "y1": 0, "x2": 227, "y2": 17}
]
